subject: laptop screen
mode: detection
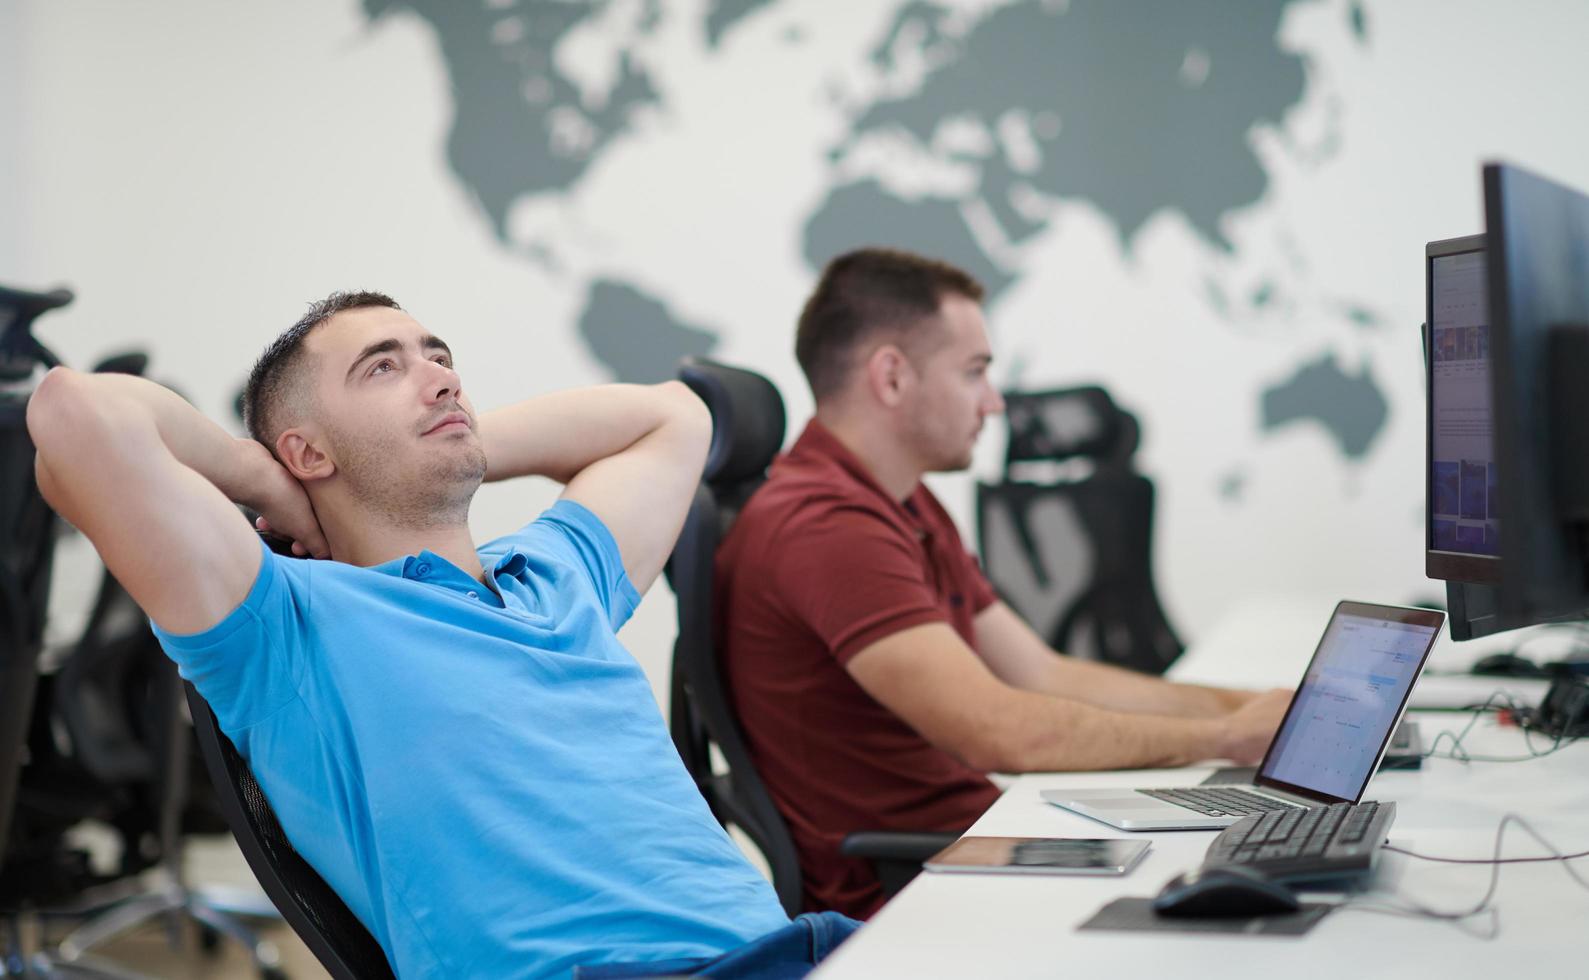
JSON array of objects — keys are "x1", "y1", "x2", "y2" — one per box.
[{"x1": 1256, "y1": 603, "x2": 1444, "y2": 802}]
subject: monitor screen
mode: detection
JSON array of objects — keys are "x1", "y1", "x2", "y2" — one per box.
[{"x1": 1426, "y1": 235, "x2": 1500, "y2": 583}]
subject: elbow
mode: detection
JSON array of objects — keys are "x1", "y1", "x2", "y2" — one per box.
[
  {"x1": 954, "y1": 742, "x2": 1002, "y2": 775},
  {"x1": 949, "y1": 720, "x2": 1024, "y2": 774},
  {"x1": 961, "y1": 743, "x2": 1020, "y2": 776},
  {"x1": 661, "y1": 380, "x2": 713, "y2": 469},
  {"x1": 947, "y1": 736, "x2": 1010, "y2": 775},
  {"x1": 26, "y1": 366, "x2": 86, "y2": 452},
  {"x1": 953, "y1": 698, "x2": 1067, "y2": 774},
  {"x1": 663, "y1": 379, "x2": 712, "y2": 430}
]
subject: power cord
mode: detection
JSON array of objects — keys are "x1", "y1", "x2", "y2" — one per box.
[
  {"x1": 1420, "y1": 691, "x2": 1582, "y2": 763},
  {"x1": 1338, "y1": 813, "x2": 1589, "y2": 939}
]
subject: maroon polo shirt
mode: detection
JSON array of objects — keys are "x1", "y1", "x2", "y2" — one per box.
[{"x1": 715, "y1": 419, "x2": 1001, "y2": 918}]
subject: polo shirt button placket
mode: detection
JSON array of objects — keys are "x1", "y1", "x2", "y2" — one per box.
[{"x1": 415, "y1": 563, "x2": 431, "y2": 577}]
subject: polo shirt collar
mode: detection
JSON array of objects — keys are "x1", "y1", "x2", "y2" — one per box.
[
  {"x1": 370, "y1": 548, "x2": 525, "y2": 583},
  {"x1": 788, "y1": 419, "x2": 931, "y2": 532},
  {"x1": 372, "y1": 550, "x2": 465, "y2": 585},
  {"x1": 367, "y1": 549, "x2": 513, "y2": 606},
  {"x1": 493, "y1": 549, "x2": 529, "y2": 578}
]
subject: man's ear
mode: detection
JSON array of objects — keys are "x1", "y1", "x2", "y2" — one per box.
[
  {"x1": 275, "y1": 428, "x2": 335, "y2": 483},
  {"x1": 864, "y1": 343, "x2": 914, "y2": 409}
]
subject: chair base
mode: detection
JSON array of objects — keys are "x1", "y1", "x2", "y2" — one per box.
[
  {"x1": 5, "y1": 913, "x2": 152, "y2": 979},
  {"x1": 52, "y1": 875, "x2": 284, "y2": 980},
  {"x1": 7, "y1": 952, "x2": 156, "y2": 980}
]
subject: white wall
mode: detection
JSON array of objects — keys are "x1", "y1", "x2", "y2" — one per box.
[
  {"x1": 0, "y1": 1, "x2": 26, "y2": 277},
  {"x1": 8, "y1": 0, "x2": 1589, "y2": 706}
]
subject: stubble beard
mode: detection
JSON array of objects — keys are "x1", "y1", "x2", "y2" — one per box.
[
  {"x1": 332, "y1": 426, "x2": 488, "y2": 530},
  {"x1": 907, "y1": 414, "x2": 978, "y2": 476}
]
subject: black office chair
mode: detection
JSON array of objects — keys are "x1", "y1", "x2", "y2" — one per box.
[
  {"x1": 0, "y1": 285, "x2": 71, "y2": 973},
  {"x1": 1, "y1": 344, "x2": 286, "y2": 975},
  {"x1": 5, "y1": 352, "x2": 162, "y2": 908},
  {"x1": 976, "y1": 386, "x2": 1183, "y2": 675},
  {"x1": 667, "y1": 358, "x2": 955, "y2": 915},
  {"x1": 184, "y1": 680, "x2": 395, "y2": 980},
  {"x1": 37, "y1": 572, "x2": 285, "y2": 978}
]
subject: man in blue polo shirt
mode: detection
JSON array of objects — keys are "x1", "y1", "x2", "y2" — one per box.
[{"x1": 26, "y1": 292, "x2": 855, "y2": 978}]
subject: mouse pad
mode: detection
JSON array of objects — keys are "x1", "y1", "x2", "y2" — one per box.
[{"x1": 1077, "y1": 898, "x2": 1333, "y2": 937}]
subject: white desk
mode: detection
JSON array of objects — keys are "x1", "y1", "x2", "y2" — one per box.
[{"x1": 813, "y1": 596, "x2": 1589, "y2": 979}]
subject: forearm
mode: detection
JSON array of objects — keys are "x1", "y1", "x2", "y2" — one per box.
[
  {"x1": 966, "y1": 689, "x2": 1228, "y2": 772},
  {"x1": 854, "y1": 620, "x2": 1254, "y2": 774},
  {"x1": 478, "y1": 382, "x2": 704, "y2": 485},
  {"x1": 1025, "y1": 656, "x2": 1243, "y2": 718},
  {"x1": 976, "y1": 603, "x2": 1246, "y2": 719},
  {"x1": 29, "y1": 368, "x2": 275, "y2": 508}
]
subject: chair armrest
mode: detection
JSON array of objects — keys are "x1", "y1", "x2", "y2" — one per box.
[{"x1": 839, "y1": 831, "x2": 960, "y2": 863}]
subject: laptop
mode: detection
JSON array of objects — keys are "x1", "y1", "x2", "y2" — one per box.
[{"x1": 1041, "y1": 600, "x2": 1446, "y2": 831}]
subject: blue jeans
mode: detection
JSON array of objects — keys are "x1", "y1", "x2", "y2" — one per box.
[{"x1": 571, "y1": 912, "x2": 862, "y2": 979}]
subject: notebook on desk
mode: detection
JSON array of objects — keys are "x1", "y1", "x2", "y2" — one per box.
[{"x1": 1042, "y1": 601, "x2": 1445, "y2": 831}]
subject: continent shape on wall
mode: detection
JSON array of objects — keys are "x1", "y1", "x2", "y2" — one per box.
[
  {"x1": 382, "y1": 0, "x2": 1389, "y2": 467},
  {"x1": 578, "y1": 279, "x2": 718, "y2": 384},
  {"x1": 1260, "y1": 352, "x2": 1388, "y2": 461},
  {"x1": 366, "y1": 0, "x2": 660, "y2": 241},
  {"x1": 808, "y1": 0, "x2": 1307, "y2": 266},
  {"x1": 704, "y1": 0, "x2": 778, "y2": 48}
]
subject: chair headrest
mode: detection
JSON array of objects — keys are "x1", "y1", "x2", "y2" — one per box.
[
  {"x1": 679, "y1": 358, "x2": 786, "y2": 487},
  {"x1": 1003, "y1": 386, "x2": 1140, "y2": 466},
  {"x1": 0, "y1": 284, "x2": 74, "y2": 317}
]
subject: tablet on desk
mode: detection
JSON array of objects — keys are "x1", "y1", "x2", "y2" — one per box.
[{"x1": 924, "y1": 837, "x2": 1150, "y2": 876}]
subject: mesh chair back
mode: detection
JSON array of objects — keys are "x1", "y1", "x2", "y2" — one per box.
[
  {"x1": 978, "y1": 386, "x2": 1183, "y2": 674},
  {"x1": 0, "y1": 401, "x2": 51, "y2": 874},
  {"x1": 57, "y1": 573, "x2": 167, "y2": 785},
  {"x1": 1003, "y1": 385, "x2": 1138, "y2": 467},
  {"x1": 184, "y1": 683, "x2": 396, "y2": 980},
  {"x1": 665, "y1": 358, "x2": 804, "y2": 914},
  {"x1": 0, "y1": 285, "x2": 66, "y2": 876}
]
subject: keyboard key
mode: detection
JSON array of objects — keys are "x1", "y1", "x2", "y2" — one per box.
[{"x1": 1200, "y1": 801, "x2": 1395, "y2": 884}]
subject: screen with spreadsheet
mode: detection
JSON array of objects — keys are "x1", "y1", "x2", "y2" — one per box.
[{"x1": 1259, "y1": 610, "x2": 1442, "y2": 800}]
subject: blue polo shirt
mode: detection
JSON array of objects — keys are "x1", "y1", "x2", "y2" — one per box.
[{"x1": 154, "y1": 500, "x2": 788, "y2": 978}]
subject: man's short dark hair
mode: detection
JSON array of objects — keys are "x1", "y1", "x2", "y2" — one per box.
[
  {"x1": 795, "y1": 248, "x2": 985, "y2": 401},
  {"x1": 243, "y1": 290, "x2": 401, "y2": 451}
]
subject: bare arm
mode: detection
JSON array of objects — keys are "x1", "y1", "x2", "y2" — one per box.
[
  {"x1": 845, "y1": 621, "x2": 1290, "y2": 772},
  {"x1": 973, "y1": 602, "x2": 1266, "y2": 717},
  {"x1": 26, "y1": 367, "x2": 328, "y2": 635},
  {"x1": 476, "y1": 381, "x2": 710, "y2": 593}
]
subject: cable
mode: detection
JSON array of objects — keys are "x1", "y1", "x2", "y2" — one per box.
[
  {"x1": 1337, "y1": 813, "x2": 1589, "y2": 940},
  {"x1": 1419, "y1": 691, "x2": 1582, "y2": 763},
  {"x1": 1383, "y1": 842, "x2": 1589, "y2": 865}
]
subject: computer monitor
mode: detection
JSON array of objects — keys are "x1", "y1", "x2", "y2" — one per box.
[
  {"x1": 1424, "y1": 235, "x2": 1519, "y2": 640},
  {"x1": 1484, "y1": 161, "x2": 1589, "y2": 629},
  {"x1": 1426, "y1": 235, "x2": 1498, "y2": 581}
]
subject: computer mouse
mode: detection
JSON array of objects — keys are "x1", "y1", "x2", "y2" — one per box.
[
  {"x1": 1471, "y1": 652, "x2": 1549, "y2": 678},
  {"x1": 1152, "y1": 865, "x2": 1301, "y2": 918}
]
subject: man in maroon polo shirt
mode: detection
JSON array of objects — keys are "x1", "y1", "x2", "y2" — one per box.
[{"x1": 716, "y1": 248, "x2": 1292, "y2": 918}]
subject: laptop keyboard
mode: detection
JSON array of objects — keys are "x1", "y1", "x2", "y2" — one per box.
[
  {"x1": 1139, "y1": 787, "x2": 1305, "y2": 818},
  {"x1": 1202, "y1": 800, "x2": 1395, "y2": 883}
]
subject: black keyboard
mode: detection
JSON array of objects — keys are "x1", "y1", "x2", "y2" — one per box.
[
  {"x1": 1140, "y1": 787, "x2": 1305, "y2": 818},
  {"x1": 1201, "y1": 800, "x2": 1396, "y2": 884}
]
